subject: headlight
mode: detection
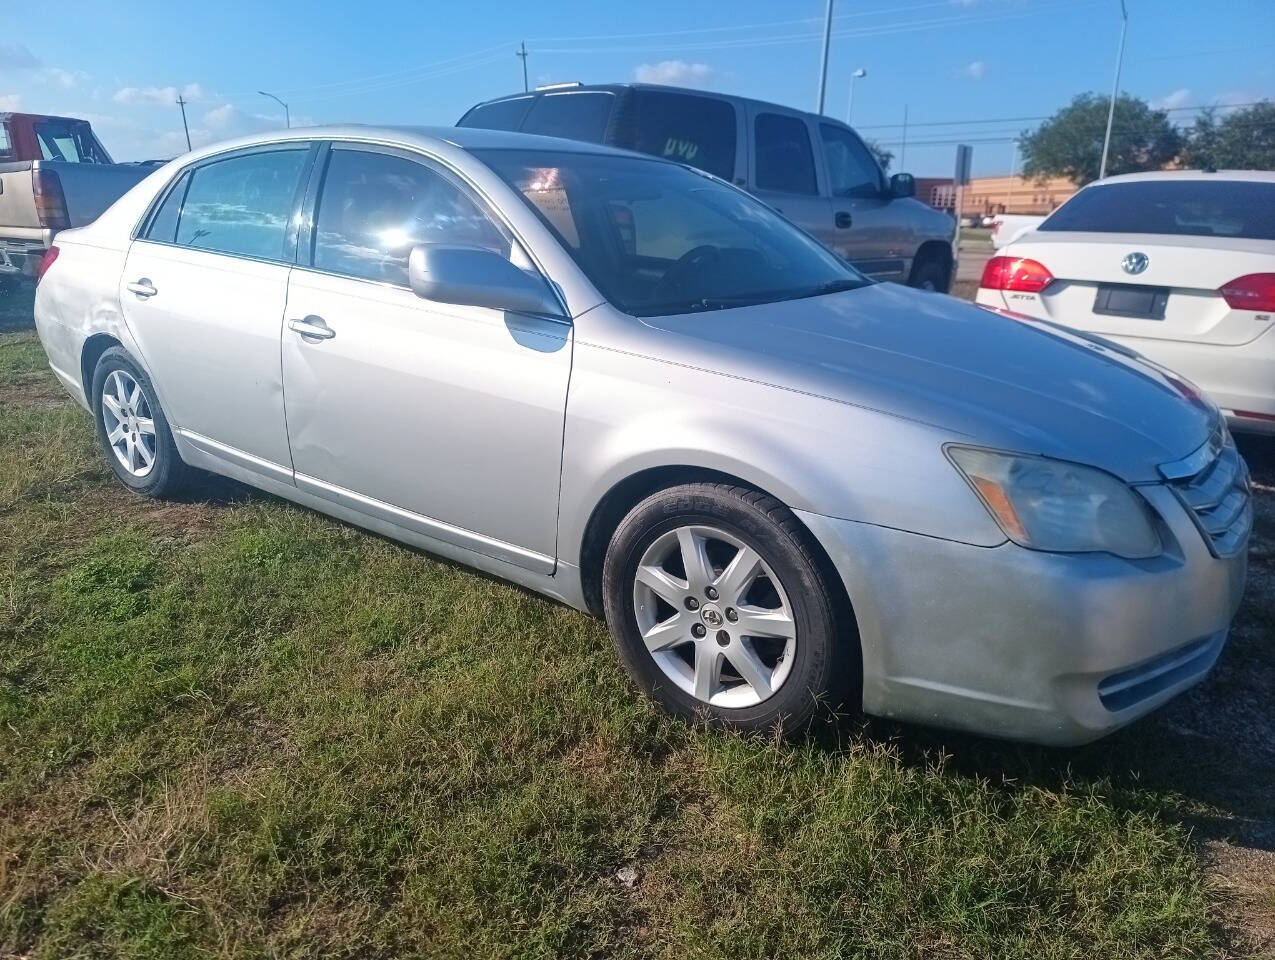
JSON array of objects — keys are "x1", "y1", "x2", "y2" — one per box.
[{"x1": 947, "y1": 446, "x2": 1161, "y2": 559}]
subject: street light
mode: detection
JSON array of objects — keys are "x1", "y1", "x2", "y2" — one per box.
[
  {"x1": 1098, "y1": 0, "x2": 1128, "y2": 181},
  {"x1": 846, "y1": 68, "x2": 866, "y2": 125},
  {"x1": 258, "y1": 90, "x2": 290, "y2": 129}
]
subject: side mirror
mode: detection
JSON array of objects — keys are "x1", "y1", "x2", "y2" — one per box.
[
  {"x1": 890, "y1": 172, "x2": 915, "y2": 199},
  {"x1": 407, "y1": 244, "x2": 563, "y2": 317}
]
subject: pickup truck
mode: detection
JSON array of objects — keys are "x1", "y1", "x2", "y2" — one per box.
[
  {"x1": 989, "y1": 213, "x2": 1046, "y2": 249},
  {"x1": 0, "y1": 113, "x2": 152, "y2": 289}
]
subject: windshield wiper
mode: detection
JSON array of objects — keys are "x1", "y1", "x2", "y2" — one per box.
[{"x1": 806, "y1": 278, "x2": 868, "y2": 297}]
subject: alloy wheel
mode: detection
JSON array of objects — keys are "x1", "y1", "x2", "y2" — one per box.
[
  {"x1": 101, "y1": 369, "x2": 157, "y2": 478},
  {"x1": 631, "y1": 524, "x2": 796, "y2": 708}
]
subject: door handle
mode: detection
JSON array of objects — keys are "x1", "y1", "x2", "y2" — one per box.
[
  {"x1": 126, "y1": 278, "x2": 157, "y2": 298},
  {"x1": 288, "y1": 315, "x2": 335, "y2": 341},
  {"x1": 835, "y1": 211, "x2": 853, "y2": 229}
]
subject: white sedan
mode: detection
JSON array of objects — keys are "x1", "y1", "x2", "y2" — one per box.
[{"x1": 976, "y1": 170, "x2": 1275, "y2": 435}]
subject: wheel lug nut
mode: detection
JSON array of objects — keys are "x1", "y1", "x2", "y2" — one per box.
[
  {"x1": 725, "y1": 608, "x2": 738, "y2": 622},
  {"x1": 705, "y1": 586, "x2": 718, "y2": 600},
  {"x1": 691, "y1": 623, "x2": 706, "y2": 638},
  {"x1": 716, "y1": 630, "x2": 730, "y2": 646},
  {"x1": 685, "y1": 597, "x2": 699, "y2": 610}
]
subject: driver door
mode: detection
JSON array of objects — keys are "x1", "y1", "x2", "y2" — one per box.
[
  {"x1": 280, "y1": 143, "x2": 572, "y2": 572},
  {"x1": 817, "y1": 123, "x2": 910, "y2": 281}
]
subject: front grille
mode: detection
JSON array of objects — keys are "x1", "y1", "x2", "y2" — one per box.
[
  {"x1": 1097, "y1": 632, "x2": 1226, "y2": 712},
  {"x1": 1163, "y1": 431, "x2": 1252, "y2": 557}
]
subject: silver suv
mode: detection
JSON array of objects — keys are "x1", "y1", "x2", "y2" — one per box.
[{"x1": 459, "y1": 83, "x2": 957, "y2": 291}]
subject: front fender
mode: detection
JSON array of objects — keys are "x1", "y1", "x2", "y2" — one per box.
[{"x1": 557, "y1": 339, "x2": 1006, "y2": 569}]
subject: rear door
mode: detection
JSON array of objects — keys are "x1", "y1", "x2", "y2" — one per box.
[
  {"x1": 119, "y1": 144, "x2": 315, "y2": 481},
  {"x1": 745, "y1": 106, "x2": 831, "y2": 248},
  {"x1": 817, "y1": 122, "x2": 909, "y2": 281}
]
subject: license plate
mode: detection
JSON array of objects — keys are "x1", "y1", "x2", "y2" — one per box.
[{"x1": 1093, "y1": 283, "x2": 1170, "y2": 320}]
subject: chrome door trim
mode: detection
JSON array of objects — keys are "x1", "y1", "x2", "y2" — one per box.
[
  {"x1": 176, "y1": 429, "x2": 295, "y2": 484},
  {"x1": 294, "y1": 471, "x2": 556, "y2": 575}
]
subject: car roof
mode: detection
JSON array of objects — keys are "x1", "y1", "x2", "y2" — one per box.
[
  {"x1": 1088, "y1": 169, "x2": 1275, "y2": 185},
  {"x1": 463, "y1": 82, "x2": 851, "y2": 127},
  {"x1": 163, "y1": 123, "x2": 654, "y2": 168}
]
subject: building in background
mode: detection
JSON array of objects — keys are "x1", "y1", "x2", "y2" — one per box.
[{"x1": 916, "y1": 174, "x2": 1077, "y2": 217}]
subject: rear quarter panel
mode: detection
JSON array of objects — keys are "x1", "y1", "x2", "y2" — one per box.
[{"x1": 33, "y1": 233, "x2": 134, "y2": 408}]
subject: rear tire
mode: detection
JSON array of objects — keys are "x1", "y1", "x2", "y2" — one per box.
[
  {"x1": 602, "y1": 482, "x2": 858, "y2": 735},
  {"x1": 91, "y1": 347, "x2": 191, "y2": 498}
]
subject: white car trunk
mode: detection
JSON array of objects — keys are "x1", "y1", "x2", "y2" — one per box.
[{"x1": 987, "y1": 232, "x2": 1275, "y2": 347}]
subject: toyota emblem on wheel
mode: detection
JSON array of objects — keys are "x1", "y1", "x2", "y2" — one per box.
[{"x1": 1121, "y1": 251, "x2": 1149, "y2": 275}]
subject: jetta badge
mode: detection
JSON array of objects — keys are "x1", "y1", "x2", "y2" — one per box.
[{"x1": 1121, "y1": 251, "x2": 1149, "y2": 275}]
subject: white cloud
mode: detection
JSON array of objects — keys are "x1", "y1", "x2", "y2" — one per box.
[
  {"x1": 632, "y1": 60, "x2": 715, "y2": 88},
  {"x1": 0, "y1": 93, "x2": 21, "y2": 111},
  {"x1": 202, "y1": 103, "x2": 238, "y2": 131},
  {"x1": 1152, "y1": 88, "x2": 1191, "y2": 110},
  {"x1": 961, "y1": 60, "x2": 986, "y2": 79},
  {"x1": 38, "y1": 67, "x2": 82, "y2": 89},
  {"x1": 114, "y1": 82, "x2": 205, "y2": 105},
  {"x1": 0, "y1": 43, "x2": 41, "y2": 70}
]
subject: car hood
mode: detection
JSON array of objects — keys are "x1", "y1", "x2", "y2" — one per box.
[{"x1": 638, "y1": 282, "x2": 1216, "y2": 483}]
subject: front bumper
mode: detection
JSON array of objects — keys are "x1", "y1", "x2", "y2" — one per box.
[{"x1": 797, "y1": 482, "x2": 1248, "y2": 746}]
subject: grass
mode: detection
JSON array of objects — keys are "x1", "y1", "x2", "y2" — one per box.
[{"x1": 1, "y1": 323, "x2": 1273, "y2": 959}]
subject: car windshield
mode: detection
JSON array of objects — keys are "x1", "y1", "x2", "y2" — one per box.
[
  {"x1": 473, "y1": 148, "x2": 868, "y2": 317},
  {"x1": 1039, "y1": 179, "x2": 1275, "y2": 241}
]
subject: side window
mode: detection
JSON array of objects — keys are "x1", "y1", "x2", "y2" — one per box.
[
  {"x1": 311, "y1": 148, "x2": 511, "y2": 286},
  {"x1": 0, "y1": 121, "x2": 12, "y2": 162},
  {"x1": 754, "y1": 113, "x2": 817, "y2": 196},
  {"x1": 145, "y1": 171, "x2": 191, "y2": 243},
  {"x1": 175, "y1": 149, "x2": 309, "y2": 260},
  {"x1": 521, "y1": 92, "x2": 615, "y2": 143},
  {"x1": 820, "y1": 124, "x2": 883, "y2": 198},
  {"x1": 458, "y1": 97, "x2": 534, "y2": 131},
  {"x1": 623, "y1": 91, "x2": 737, "y2": 180}
]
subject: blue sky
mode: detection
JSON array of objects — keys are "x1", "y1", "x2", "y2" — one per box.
[{"x1": 2, "y1": 0, "x2": 1272, "y2": 176}]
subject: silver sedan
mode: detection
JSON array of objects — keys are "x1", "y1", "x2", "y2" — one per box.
[{"x1": 32, "y1": 126, "x2": 1250, "y2": 744}]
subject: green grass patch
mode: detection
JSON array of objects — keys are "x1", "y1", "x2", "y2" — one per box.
[{"x1": 0, "y1": 330, "x2": 1266, "y2": 958}]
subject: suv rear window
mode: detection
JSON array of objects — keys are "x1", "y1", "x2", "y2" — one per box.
[
  {"x1": 615, "y1": 90, "x2": 737, "y2": 181},
  {"x1": 458, "y1": 97, "x2": 534, "y2": 132},
  {"x1": 1040, "y1": 179, "x2": 1275, "y2": 241},
  {"x1": 520, "y1": 92, "x2": 614, "y2": 143}
]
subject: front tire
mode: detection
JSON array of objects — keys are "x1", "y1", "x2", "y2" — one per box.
[
  {"x1": 602, "y1": 482, "x2": 857, "y2": 735},
  {"x1": 91, "y1": 346, "x2": 191, "y2": 498},
  {"x1": 908, "y1": 251, "x2": 952, "y2": 293}
]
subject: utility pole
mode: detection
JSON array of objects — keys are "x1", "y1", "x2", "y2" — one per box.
[
  {"x1": 516, "y1": 41, "x2": 529, "y2": 93},
  {"x1": 899, "y1": 104, "x2": 909, "y2": 171},
  {"x1": 258, "y1": 90, "x2": 290, "y2": 129},
  {"x1": 175, "y1": 95, "x2": 192, "y2": 151},
  {"x1": 1098, "y1": 0, "x2": 1128, "y2": 181},
  {"x1": 1004, "y1": 138, "x2": 1018, "y2": 213},
  {"x1": 815, "y1": 0, "x2": 833, "y2": 114}
]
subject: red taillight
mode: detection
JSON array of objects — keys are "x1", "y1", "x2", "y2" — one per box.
[
  {"x1": 32, "y1": 168, "x2": 71, "y2": 231},
  {"x1": 980, "y1": 255, "x2": 1054, "y2": 293},
  {"x1": 35, "y1": 246, "x2": 60, "y2": 284},
  {"x1": 1219, "y1": 273, "x2": 1275, "y2": 313}
]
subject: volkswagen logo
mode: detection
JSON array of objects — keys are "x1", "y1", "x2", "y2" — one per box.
[{"x1": 1121, "y1": 252, "x2": 1149, "y2": 275}]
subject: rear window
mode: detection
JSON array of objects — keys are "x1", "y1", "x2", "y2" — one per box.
[
  {"x1": 1040, "y1": 179, "x2": 1275, "y2": 241},
  {"x1": 520, "y1": 92, "x2": 614, "y2": 143},
  {"x1": 32, "y1": 120, "x2": 110, "y2": 164},
  {"x1": 0, "y1": 120, "x2": 12, "y2": 161},
  {"x1": 615, "y1": 90, "x2": 737, "y2": 181},
  {"x1": 458, "y1": 97, "x2": 534, "y2": 132},
  {"x1": 754, "y1": 113, "x2": 817, "y2": 195}
]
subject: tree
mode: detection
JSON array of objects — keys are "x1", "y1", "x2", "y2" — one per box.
[
  {"x1": 866, "y1": 139, "x2": 893, "y2": 173},
  {"x1": 1182, "y1": 101, "x2": 1275, "y2": 171},
  {"x1": 1020, "y1": 93, "x2": 1181, "y2": 186}
]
